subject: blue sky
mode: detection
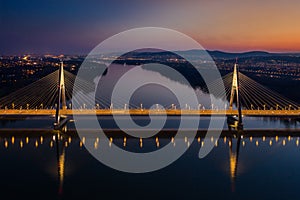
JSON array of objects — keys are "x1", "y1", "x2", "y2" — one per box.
[{"x1": 1, "y1": 0, "x2": 300, "y2": 54}]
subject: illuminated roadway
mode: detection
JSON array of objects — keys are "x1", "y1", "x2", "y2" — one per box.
[{"x1": 1, "y1": 109, "x2": 300, "y2": 117}]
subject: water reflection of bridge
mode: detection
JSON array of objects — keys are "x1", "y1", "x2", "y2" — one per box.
[{"x1": 1, "y1": 129, "x2": 299, "y2": 196}]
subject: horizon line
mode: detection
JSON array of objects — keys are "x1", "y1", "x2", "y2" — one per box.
[{"x1": 1, "y1": 49, "x2": 300, "y2": 56}]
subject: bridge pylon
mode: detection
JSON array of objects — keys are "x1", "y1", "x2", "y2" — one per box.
[
  {"x1": 54, "y1": 62, "x2": 67, "y2": 129},
  {"x1": 228, "y1": 62, "x2": 243, "y2": 129}
]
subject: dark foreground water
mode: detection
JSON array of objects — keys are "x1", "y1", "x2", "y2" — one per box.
[{"x1": 0, "y1": 116, "x2": 300, "y2": 200}]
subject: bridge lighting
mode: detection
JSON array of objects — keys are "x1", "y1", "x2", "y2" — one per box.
[
  {"x1": 276, "y1": 104, "x2": 279, "y2": 110},
  {"x1": 26, "y1": 104, "x2": 29, "y2": 110},
  {"x1": 123, "y1": 137, "x2": 127, "y2": 147},
  {"x1": 263, "y1": 105, "x2": 266, "y2": 110},
  {"x1": 140, "y1": 138, "x2": 143, "y2": 148},
  {"x1": 69, "y1": 103, "x2": 72, "y2": 109},
  {"x1": 35, "y1": 140, "x2": 39, "y2": 148},
  {"x1": 94, "y1": 141, "x2": 98, "y2": 150},
  {"x1": 140, "y1": 103, "x2": 143, "y2": 110},
  {"x1": 96, "y1": 104, "x2": 99, "y2": 109},
  {"x1": 124, "y1": 104, "x2": 127, "y2": 110},
  {"x1": 12, "y1": 103, "x2": 15, "y2": 109}
]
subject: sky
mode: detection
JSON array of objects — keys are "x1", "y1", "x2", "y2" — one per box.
[{"x1": 1, "y1": 0, "x2": 300, "y2": 55}]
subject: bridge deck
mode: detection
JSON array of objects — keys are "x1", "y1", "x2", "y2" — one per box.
[{"x1": 0, "y1": 109, "x2": 299, "y2": 116}]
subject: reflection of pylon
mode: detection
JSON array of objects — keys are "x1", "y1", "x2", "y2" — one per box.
[
  {"x1": 229, "y1": 62, "x2": 243, "y2": 126},
  {"x1": 56, "y1": 133, "x2": 66, "y2": 196},
  {"x1": 229, "y1": 135, "x2": 241, "y2": 192},
  {"x1": 55, "y1": 62, "x2": 67, "y2": 126}
]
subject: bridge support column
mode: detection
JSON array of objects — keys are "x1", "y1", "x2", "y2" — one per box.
[
  {"x1": 54, "y1": 62, "x2": 67, "y2": 128},
  {"x1": 228, "y1": 62, "x2": 243, "y2": 129}
]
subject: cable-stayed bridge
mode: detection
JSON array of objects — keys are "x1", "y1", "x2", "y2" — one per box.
[{"x1": 0, "y1": 62, "x2": 299, "y2": 129}]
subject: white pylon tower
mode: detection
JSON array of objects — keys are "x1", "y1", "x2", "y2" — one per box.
[
  {"x1": 55, "y1": 62, "x2": 67, "y2": 126},
  {"x1": 229, "y1": 61, "x2": 243, "y2": 126},
  {"x1": 60, "y1": 62, "x2": 67, "y2": 110}
]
